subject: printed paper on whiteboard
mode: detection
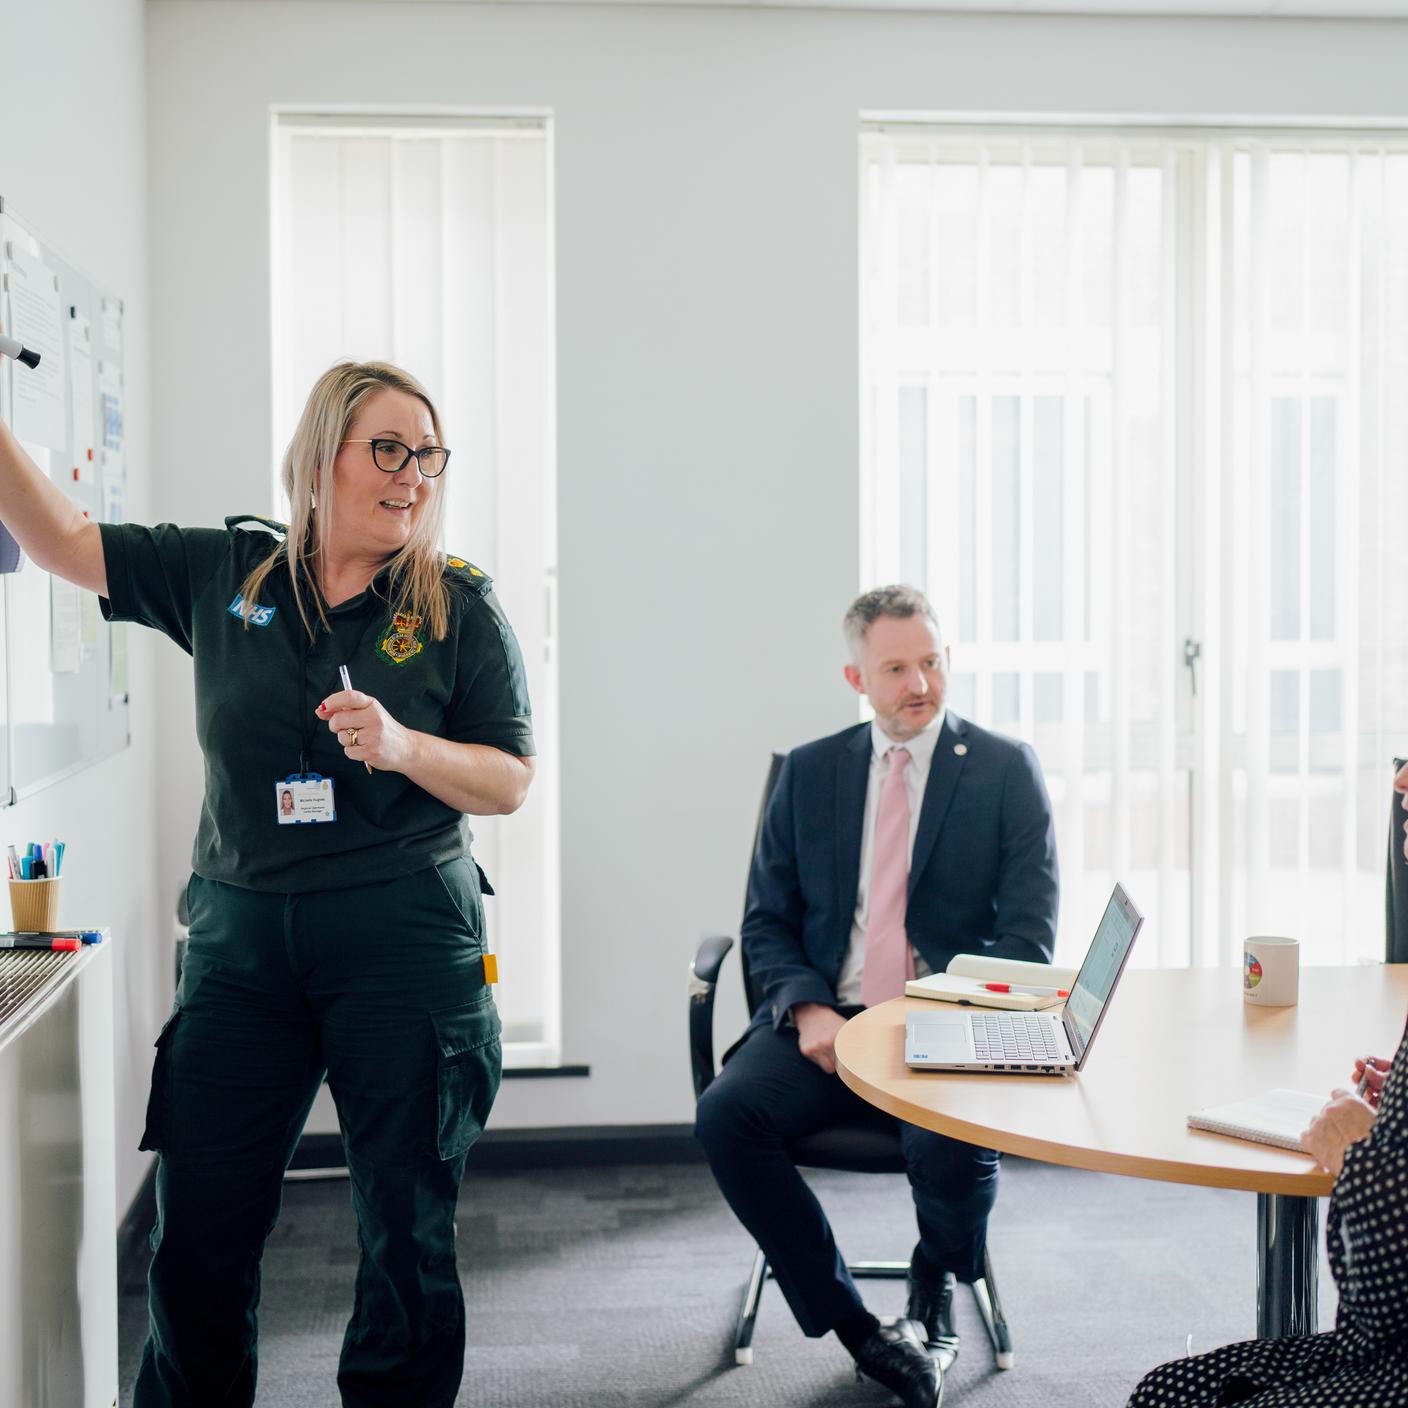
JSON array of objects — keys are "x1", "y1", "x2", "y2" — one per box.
[
  {"x1": 99, "y1": 360, "x2": 124, "y2": 479},
  {"x1": 50, "y1": 576, "x2": 82, "y2": 674},
  {"x1": 5, "y1": 246, "x2": 66, "y2": 451},
  {"x1": 101, "y1": 297, "x2": 122, "y2": 354},
  {"x1": 102, "y1": 476, "x2": 124, "y2": 525},
  {"x1": 80, "y1": 590, "x2": 100, "y2": 662},
  {"x1": 69, "y1": 312, "x2": 94, "y2": 481},
  {"x1": 110, "y1": 621, "x2": 129, "y2": 699}
]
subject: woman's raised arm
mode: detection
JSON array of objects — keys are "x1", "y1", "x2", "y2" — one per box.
[{"x1": 0, "y1": 417, "x2": 106, "y2": 595}]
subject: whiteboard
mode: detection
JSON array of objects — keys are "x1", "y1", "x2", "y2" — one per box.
[{"x1": 0, "y1": 198, "x2": 130, "y2": 803}]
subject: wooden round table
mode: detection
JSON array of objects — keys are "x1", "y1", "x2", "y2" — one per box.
[{"x1": 835, "y1": 965, "x2": 1408, "y2": 1338}]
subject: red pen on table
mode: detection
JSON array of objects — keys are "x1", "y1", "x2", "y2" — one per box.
[{"x1": 982, "y1": 981, "x2": 1070, "y2": 997}]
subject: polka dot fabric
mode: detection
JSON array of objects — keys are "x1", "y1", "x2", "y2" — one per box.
[{"x1": 1129, "y1": 1020, "x2": 1408, "y2": 1407}]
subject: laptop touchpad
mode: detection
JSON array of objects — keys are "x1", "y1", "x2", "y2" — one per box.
[{"x1": 910, "y1": 1020, "x2": 971, "y2": 1059}]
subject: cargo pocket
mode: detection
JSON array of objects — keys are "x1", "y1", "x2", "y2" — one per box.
[
  {"x1": 430, "y1": 995, "x2": 502, "y2": 1160},
  {"x1": 432, "y1": 858, "x2": 487, "y2": 942},
  {"x1": 138, "y1": 1005, "x2": 183, "y2": 1154}
]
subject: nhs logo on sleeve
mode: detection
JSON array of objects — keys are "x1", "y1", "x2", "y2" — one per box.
[{"x1": 228, "y1": 594, "x2": 277, "y2": 627}]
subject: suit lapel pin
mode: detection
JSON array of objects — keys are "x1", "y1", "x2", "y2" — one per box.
[{"x1": 954, "y1": 743, "x2": 968, "y2": 756}]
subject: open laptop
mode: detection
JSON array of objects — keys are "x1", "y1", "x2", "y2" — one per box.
[{"x1": 904, "y1": 884, "x2": 1144, "y2": 1075}]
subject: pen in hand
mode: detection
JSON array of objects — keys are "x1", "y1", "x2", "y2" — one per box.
[
  {"x1": 1352, "y1": 1056, "x2": 1391, "y2": 1108},
  {"x1": 339, "y1": 665, "x2": 374, "y2": 774}
]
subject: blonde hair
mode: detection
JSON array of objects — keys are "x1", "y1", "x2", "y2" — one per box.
[{"x1": 239, "y1": 361, "x2": 454, "y2": 641}]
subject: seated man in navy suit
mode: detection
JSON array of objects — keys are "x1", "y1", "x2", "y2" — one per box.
[{"x1": 695, "y1": 586, "x2": 1059, "y2": 1408}]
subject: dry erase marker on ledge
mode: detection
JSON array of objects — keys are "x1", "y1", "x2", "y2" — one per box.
[
  {"x1": 0, "y1": 334, "x2": 41, "y2": 370},
  {"x1": 0, "y1": 929, "x2": 103, "y2": 944},
  {"x1": 0, "y1": 936, "x2": 80, "y2": 951}
]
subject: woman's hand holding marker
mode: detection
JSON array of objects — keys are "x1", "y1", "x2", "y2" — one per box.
[{"x1": 0, "y1": 334, "x2": 41, "y2": 369}]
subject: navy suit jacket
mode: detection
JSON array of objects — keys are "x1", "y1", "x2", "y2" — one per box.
[{"x1": 741, "y1": 712, "x2": 1059, "y2": 1035}]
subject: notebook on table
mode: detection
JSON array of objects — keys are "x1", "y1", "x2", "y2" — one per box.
[
  {"x1": 1186, "y1": 1089, "x2": 1324, "y2": 1153},
  {"x1": 905, "y1": 955, "x2": 1079, "y2": 1011},
  {"x1": 903, "y1": 883, "x2": 1144, "y2": 1075}
]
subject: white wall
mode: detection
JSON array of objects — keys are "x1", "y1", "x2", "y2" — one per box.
[
  {"x1": 145, "y1": 1, "x2": 1408, "y2": 1133},
  {"x1": 1, "y1": 0, "x2": 157, "y2": 1214}
]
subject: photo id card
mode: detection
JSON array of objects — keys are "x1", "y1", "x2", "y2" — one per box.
[{"x1": 275, "y1": 774, "x2": 337, "y2": 825}]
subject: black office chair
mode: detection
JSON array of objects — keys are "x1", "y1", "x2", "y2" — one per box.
[
  {"x1": 1388, "y1": 758, "x2": 1408, "y2": 963},
  {"x1": 688, "y1": 754, "x2": 1014, "y2": 1369}
]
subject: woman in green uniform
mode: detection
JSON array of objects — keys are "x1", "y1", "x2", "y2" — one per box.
[{"x1": 0, "y1": 360, "x2": 535, "y2": 1407}]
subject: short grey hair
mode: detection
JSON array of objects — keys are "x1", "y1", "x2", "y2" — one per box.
[{"x1": 843, "y1": 585, "x2": 944, "y2": 659}]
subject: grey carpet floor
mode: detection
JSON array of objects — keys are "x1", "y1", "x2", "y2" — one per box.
[{"x1": 118, "y1": 1156, "x2": 1336, "y2": 1407}]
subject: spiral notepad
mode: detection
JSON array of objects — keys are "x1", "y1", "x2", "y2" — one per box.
[{"x1": 1187, "y1": 1088, "x2": 1324, "y2": 1153}]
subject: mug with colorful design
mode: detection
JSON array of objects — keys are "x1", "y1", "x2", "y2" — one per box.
[{"x1": 1243, "y1": 936, "x2": 1299, "y2": 1007}]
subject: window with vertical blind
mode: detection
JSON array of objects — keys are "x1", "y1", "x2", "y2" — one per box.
[
  {"x1": 861, "y1": 125, "x2": 1408, "y2": 971},
  {"x1": 272, "y1": 112, "x2": 560, "y2": 1063}
]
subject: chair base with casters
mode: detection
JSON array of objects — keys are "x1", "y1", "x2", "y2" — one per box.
[
  {"x1": 690, "y1": 923, "x2": 1016, "y2": 1374},
  {"x1": 732, "y1": 1247, "x2": 1014, "y2": 1369}
]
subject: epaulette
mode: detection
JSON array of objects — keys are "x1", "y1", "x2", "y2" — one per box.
[
  {"x1": 225, "y1": 513, "x2": 288, "y2": 540},
  {"x1": 444, "y1": 554, "x2": 493, "y2": 597}
]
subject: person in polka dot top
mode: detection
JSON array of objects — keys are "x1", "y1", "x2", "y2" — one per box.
[{"x1": 1128, "y1": 763, "x2": 1408, "y2": 1407}]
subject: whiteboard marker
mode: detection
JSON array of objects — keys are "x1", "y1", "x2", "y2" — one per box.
[{"x1": 0, "y1": 334, "x2": 40, "y2": 369}]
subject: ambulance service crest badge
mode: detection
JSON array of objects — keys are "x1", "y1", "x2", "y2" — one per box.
[{"x1": 377, "y1": 612, "x2": 425, "y2": 666}]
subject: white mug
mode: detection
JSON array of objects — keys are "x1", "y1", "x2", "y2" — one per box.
[{"x1": 1244, "y1": 936, "x2": 1299, "y2": 1007}]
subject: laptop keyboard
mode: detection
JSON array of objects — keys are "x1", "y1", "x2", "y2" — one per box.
[{"x1": 972, "y1": 1011, "x2": 1063, "y2": 1063}]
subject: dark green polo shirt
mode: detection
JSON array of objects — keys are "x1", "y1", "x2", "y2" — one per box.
[{"x1": 99, "y1": 514, "x2": 535, "y2": 894}]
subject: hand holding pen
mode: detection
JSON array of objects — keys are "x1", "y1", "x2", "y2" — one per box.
[
  {"x1": 331, "y1": 665, "x2": 373, "y2": 774},
  {"x1": 1353, "y1": 1055, "x2": 1391, "y2": 1109},
  {"x1": 1298, "y1": 1058, "x2": 1387, "y2": 1173}
]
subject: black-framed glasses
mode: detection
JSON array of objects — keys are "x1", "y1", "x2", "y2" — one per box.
[{"x1": 343, "y1": 438, "x2": 451, "y2": 479}]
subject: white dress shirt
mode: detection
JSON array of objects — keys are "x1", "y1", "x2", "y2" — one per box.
[{"x1": 834, "y1": 710, "x2": 945, "y2": 1006}]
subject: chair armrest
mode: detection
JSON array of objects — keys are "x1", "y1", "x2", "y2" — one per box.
[
  {"x1": 691, "y1": 932, "x2": 734, "y2": 989},
  {"x1": 689, "y1": 932, "x2": 735, "y2": 1099}
]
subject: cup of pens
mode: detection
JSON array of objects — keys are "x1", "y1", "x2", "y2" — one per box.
[{"x1": 8, "y1": 841, "x2": 63, "y2": 932}]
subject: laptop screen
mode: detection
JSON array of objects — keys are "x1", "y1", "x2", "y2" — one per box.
[{"x1": 1061, "y1": 885, "x2": 1144, "y2": 1068}]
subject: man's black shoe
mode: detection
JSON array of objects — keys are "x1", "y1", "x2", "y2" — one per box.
[
  {"x1": 850, "y1": 1318, "x2": 942, "y2": 1407},
  {"x1": 906, "y1": 1263, "x2": 960, "y2": 1373}
]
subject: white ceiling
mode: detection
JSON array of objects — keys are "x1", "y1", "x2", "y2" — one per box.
[
  {"x1": 174, "y1": 0, "x2": 1408, "y2": 13},
  {"x1": 436, "y1": 0, "x2": 1399, "y2": 12},
  {"x1": 770, "y1": 0, "x2": 1408, "y2": 11}
]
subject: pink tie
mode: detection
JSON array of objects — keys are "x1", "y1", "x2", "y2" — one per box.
[{"x1": 861, "y1": 746, "x2": 915, "y2": 1007}]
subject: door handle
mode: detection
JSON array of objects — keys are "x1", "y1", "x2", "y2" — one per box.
[{"x1": 1183, "y1": 638, "x2": 1202, "y2": 697}]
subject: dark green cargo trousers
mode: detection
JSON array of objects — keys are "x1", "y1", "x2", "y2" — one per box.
[{"x1": 132, "y1": 856, "x2": 502, "y2": 1408}]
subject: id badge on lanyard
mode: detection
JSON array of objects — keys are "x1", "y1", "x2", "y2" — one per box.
[
  {"x1": 275, "y1": 773, "x2": 337, "y2": 824},
  {"x1": 279, "y1": 613, "x2": 340, "y2": 825}
]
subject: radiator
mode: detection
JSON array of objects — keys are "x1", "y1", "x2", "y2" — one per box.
[{"x1": 0, "y1": 943, "x2": 118, "y2": 1407}]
